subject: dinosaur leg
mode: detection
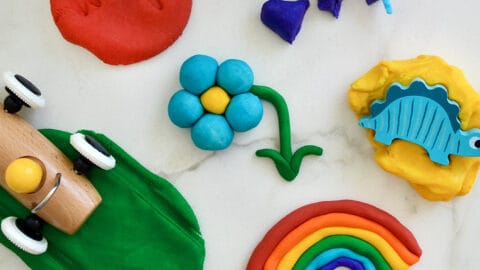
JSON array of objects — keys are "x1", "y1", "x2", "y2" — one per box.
[
  {"x1": 373, "y1": 132, "x2": 394, "y2": 145},
  {"x1": 428, "y1": 151, "x2": 450, "y2": 166}
]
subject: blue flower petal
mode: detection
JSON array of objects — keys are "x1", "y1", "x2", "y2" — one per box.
[
  {"x1": 180, "y1": 55, "x2": 218, "y2": 95},
  {"x1": 225, "y1": 93, "x2": 263, "y2": 132},
  {"x1": 217, "y1": 59, "x2": 254, "y2": 95},
  {"x1": 191, "y1": 114, "x2": 234, "y2": 150},
  {"x1": 168, "y1": 90, "x2": 204, "y2": 128}
]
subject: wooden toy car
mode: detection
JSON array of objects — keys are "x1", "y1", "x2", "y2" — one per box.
[{"x1": 0, "y1": 72, "x2": 116, "y2": 255}]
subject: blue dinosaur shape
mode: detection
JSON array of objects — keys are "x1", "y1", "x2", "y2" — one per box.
[{"x1": 359, "y1": 78, "x2": 480, "y2": 165}]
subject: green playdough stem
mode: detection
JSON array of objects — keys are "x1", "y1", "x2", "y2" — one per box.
[
  {"x1": 0, "y1": 129, "x2": 204, "y2": 270},
  {"x1": 293, "y1": 235, "x2": 392, "y2": 270},
  {"x1": 250, "y1": 85, "x2": 323, "y2": 181}
]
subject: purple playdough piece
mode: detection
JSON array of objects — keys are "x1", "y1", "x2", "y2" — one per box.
[
  {"x1": 319, "y1": 0, "x2": 392, "y2": 17},
  {"x1": 366, "y1": 0, "x2": 393, "y2": 14},
  {"x1": 260, "y1": 0, "x2": 310, "y2": 44},
  {"x1": 317, "y1": 0, "x2": 343, "y2": 18},
  {"x1": 320, "y1": 257, "x2": 365, "y2": 270}
]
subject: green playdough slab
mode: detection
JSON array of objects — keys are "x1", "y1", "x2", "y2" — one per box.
[{"x1": 0, "y1": 129, "x2": 205, "y2": 269}]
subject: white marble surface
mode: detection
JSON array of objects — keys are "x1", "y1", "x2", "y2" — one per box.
[{"x1": 1, "y1": 0, "x2": 480, "y2": 269}]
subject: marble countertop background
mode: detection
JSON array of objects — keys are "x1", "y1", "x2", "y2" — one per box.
[{"x1": 1, "y1": 0, "x2": 480, "y2": 269}]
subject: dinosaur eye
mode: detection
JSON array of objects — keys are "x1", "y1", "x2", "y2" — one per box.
[{"x1": 469, "y1": 137, "x2": 480, "y2": 149}]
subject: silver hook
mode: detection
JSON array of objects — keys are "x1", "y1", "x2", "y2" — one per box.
[{"x1": 31, "y1": 173, "x2": 61, "y2": 214}]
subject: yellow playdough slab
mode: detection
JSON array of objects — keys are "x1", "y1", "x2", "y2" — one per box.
[{"x1": 349, "y1": 55, "x2": 480, "y2": 201}]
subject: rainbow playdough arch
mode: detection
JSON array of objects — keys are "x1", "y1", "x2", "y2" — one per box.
[{"x1": 247, "y1": 200, "x2": 422, "y2": 270}]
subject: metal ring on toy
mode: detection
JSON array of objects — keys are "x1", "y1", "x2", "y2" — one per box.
[{"x1": 0, "y1": 173, "x2": 62, "y2": 255}]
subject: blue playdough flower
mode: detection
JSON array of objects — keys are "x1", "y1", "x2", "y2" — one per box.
[
  {"x1": 168, "y1": 55, "x2": 263, "y2": 150},
  {"x1": 168, "y1": 54, "x2": 323, "y2": 181}
]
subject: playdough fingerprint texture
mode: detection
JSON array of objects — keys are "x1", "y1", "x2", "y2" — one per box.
[
  {"x1": 246, "y1": 200, "x2": 421, "y2": 270},
  {"x1": 0, "y1": 129, "x2": 205, "y2": 269},
  {"x1": 349, "y1": 55, "x2": 480, "y2": 201},
  {"x1": 50, "y1": 0, "x2": 192, "y2": 65}
]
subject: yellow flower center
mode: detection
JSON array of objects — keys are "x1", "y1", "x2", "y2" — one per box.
[{"x1": 200, "y1": 86, "x2": 231, "y2": 114}]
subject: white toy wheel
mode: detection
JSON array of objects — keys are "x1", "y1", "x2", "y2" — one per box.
[
  {"x1": 3, "y1": 71, "x2": 45, "y2": 110},
  {"x1": 1, "y1": 216, "x2": 47, "y2": 255},
  {"x1": 70, "y1": 133, "x2": 116, "y2": 172}
]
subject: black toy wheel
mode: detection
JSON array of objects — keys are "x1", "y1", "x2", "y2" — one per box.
[
  {"x1": 3, "y1": 71, "x2": 45, "y2": 113},
  {"x1": 1, "y1": 215, "x2": 47, "y2": 255},
  {"x1": 70, "y1": 133, "x2": 116, "y2": 174}
]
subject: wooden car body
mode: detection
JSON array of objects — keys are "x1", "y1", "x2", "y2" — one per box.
[{"x1": 0, "y1": 111, "x2": 101, "y2": 235}]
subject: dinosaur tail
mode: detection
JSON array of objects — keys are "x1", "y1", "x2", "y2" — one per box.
[{"x1": 359, "y1": 117, "x2": 374, "y2": 129}]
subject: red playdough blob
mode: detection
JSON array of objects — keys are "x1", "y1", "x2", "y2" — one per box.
[{"x1": 50, "y1": 0, "x2": 192, "y2": 65}]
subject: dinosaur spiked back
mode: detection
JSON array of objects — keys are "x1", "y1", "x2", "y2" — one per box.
[{"x1": 369, "y1": 78, "x2": 461, "y2": 132}]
